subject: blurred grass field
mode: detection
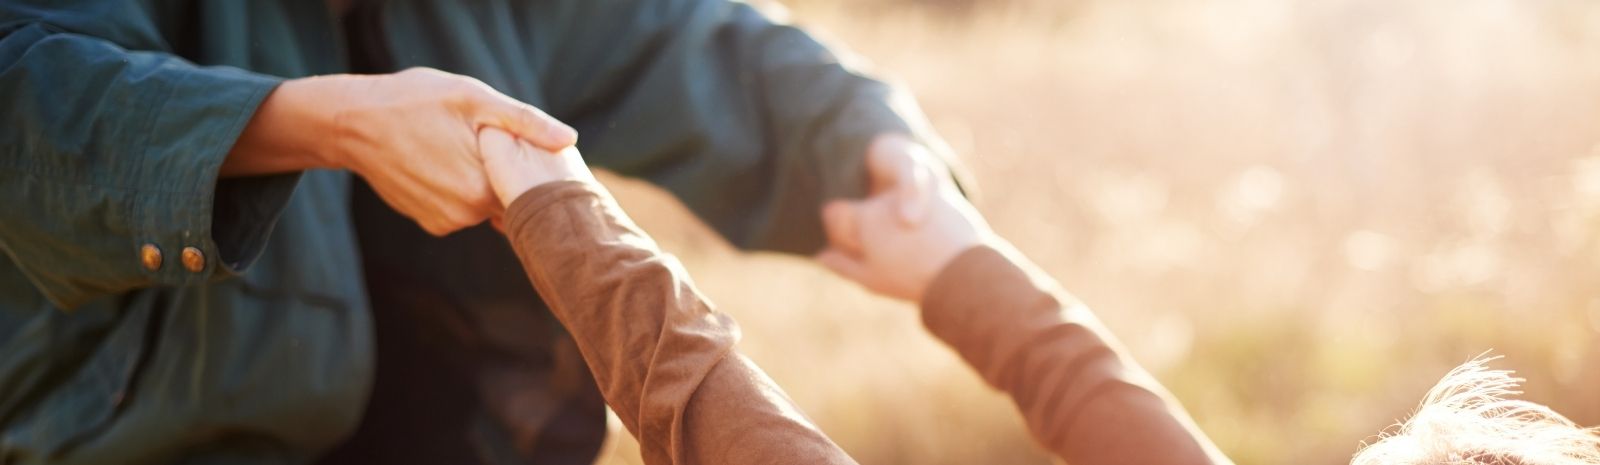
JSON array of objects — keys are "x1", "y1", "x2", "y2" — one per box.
[{"x1": 595, "y1": 0, "x2": 1600, "y2": 463}]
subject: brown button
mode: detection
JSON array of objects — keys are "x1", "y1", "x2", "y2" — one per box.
[
  {"x1": 181, "y1": 247, "x2": 205, "y2": 273},
  {"x1": 139, "y1": 244, "x2": 162, "y2": 271}
]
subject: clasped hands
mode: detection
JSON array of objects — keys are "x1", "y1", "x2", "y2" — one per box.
[
  {"x1": 478, "y1": 128, "x2": 998, "y2": 304},
  {"x1": 228, "y1": 67, "x2": 994, "y2": 303}
]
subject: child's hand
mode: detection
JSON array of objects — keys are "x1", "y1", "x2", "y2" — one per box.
[
  {"x1": 816, "y1": 150, "x2": 994, "y2": 303},
  {"x1": 477, "y1": 126, "x2": 596, "y2": 209}
]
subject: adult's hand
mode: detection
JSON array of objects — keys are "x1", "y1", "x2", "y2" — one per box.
[{"x1": 224, "y1": 67, "x2": 578, "y2": 236}]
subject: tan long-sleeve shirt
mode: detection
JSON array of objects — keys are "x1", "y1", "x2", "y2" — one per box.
[
  {"x1": 505, "y1": 180, "x2": 857, "y2": 465},
  {"x1": 504, "y1": 180, "x2": 1229, "y2": 465},
  {"x1": 922, "y1": 245, "x2": 1233, "y2": 464}
]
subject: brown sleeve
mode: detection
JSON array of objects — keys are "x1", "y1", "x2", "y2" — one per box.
[
  {"x1": 503, "y1": 180, "x2": 856, "y2": 465},
  {"x1": 922, "y1": 245, "x2": 1233, "y2": 465}
]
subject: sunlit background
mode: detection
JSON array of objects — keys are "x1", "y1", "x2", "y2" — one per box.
[{"x1": 595, "y1": 0, "x2": 1600, "y2": 463}]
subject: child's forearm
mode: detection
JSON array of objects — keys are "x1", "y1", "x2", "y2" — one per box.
[
  {"x1": 503, "y1": 180, "x2": 855, "y2": 465},
  {"x1": 921, "y1": 244, "x2": 1232, "y2": 465}
]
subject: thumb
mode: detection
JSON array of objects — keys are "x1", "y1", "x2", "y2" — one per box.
[
  {"x1": 821, "y1": 200, "x2": 865, "y2": 256},
  {"x1": 476, "y1": 126, "x2": 521, "y2": 175},
  {"x1": 895, "y1": 160, "x2": 932, "y2": 225},
  {"x1": 474, "y1": 94, "x2": 578, "y2": 152},
  {"x1": 477, "y1": 126, "x2": 517, "y2": 157},
  {"x1": 866, "y1": 139, "x2": 933, "y2": 225},
  {"x1": 476, "y1": 126, "x2": 531, "y2": 207}
]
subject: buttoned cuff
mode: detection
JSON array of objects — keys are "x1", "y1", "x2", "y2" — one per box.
[
  {"x1": 210, "y1": 172, "x2": 301, "y2": 272},
  {"x1": 0, "y1": 25, "x2": 298, "y2": 309},
  {"x1": 125, "y1": 69, "x2": 293, "y2": 289}
]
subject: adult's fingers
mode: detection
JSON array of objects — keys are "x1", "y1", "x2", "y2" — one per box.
[{"x1": 472, "y1": 93, "x2": 577, "y2": 152}]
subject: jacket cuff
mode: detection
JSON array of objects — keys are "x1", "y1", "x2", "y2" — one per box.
[
  {"x1": 817, "y1": 85, "x2": 976, "y2": 204},
  {"x1": 135, "y1": 67, "x2": 292, "y2": 286},
  {"x1": 210, "y1": 171, "x2": 301, "y2": 273},
  {"x1": 0, "y1": 26, "x2": 295, "y2": 309}
]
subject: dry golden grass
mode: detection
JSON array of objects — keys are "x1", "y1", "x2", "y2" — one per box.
[{"x1": 596, "y1": 1, "x2": 1600, "y2": 463}]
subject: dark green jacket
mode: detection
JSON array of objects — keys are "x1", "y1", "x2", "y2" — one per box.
[{"x1": 0, "y1": 1, "x2": 951, "y2": 464}]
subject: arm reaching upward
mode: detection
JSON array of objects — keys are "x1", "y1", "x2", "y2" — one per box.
[
  {"x1": 818, "y1": 171, "x2": 1233, "y2": 464},
  {"x1": 920, "y1": 244, "x2": 1232, "y2": 464},
  {"x1": 481, "y1": 128, "x2": 856, "y2": 465}
]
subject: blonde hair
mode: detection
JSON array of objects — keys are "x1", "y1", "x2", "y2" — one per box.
[{"x1": 1351, "y1": 355, "x2": 1600, "y2": 465}]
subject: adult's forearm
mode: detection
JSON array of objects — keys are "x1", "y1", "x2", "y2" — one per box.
[
  {"x1": 221, "y1": 78, "x2": 342, "y2": 177},
  {"x1": 922, "y1": 245, "x2": 1232, "y2": 465},
  {"x1": 503, "y1": 180, "x2": 855, "y2": 465}
]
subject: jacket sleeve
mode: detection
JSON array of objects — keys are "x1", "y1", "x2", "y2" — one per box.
[
  {"x1": 536, "y1": 0, "x2": 962, "y2": 254},
  {"x1": 0, "y1": 1, "x2": 299, "y2": 309}
]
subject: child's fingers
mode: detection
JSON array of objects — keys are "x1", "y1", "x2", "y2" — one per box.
[
  {"x1": 476, "y1": 126, "x2": 517, "y2": 163},
  {"x1": 895, "y1": 164, "x2": 932, "y2": 225},
  {"x1": 816, "y1": 247, "x2": 870, "y2": 285},
  {"x1": 865, "y1": 139, "x2": 936, "y2": 225},
  {"x1": 821, "y1": 200, "x2": 865, "y2": 255}
]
